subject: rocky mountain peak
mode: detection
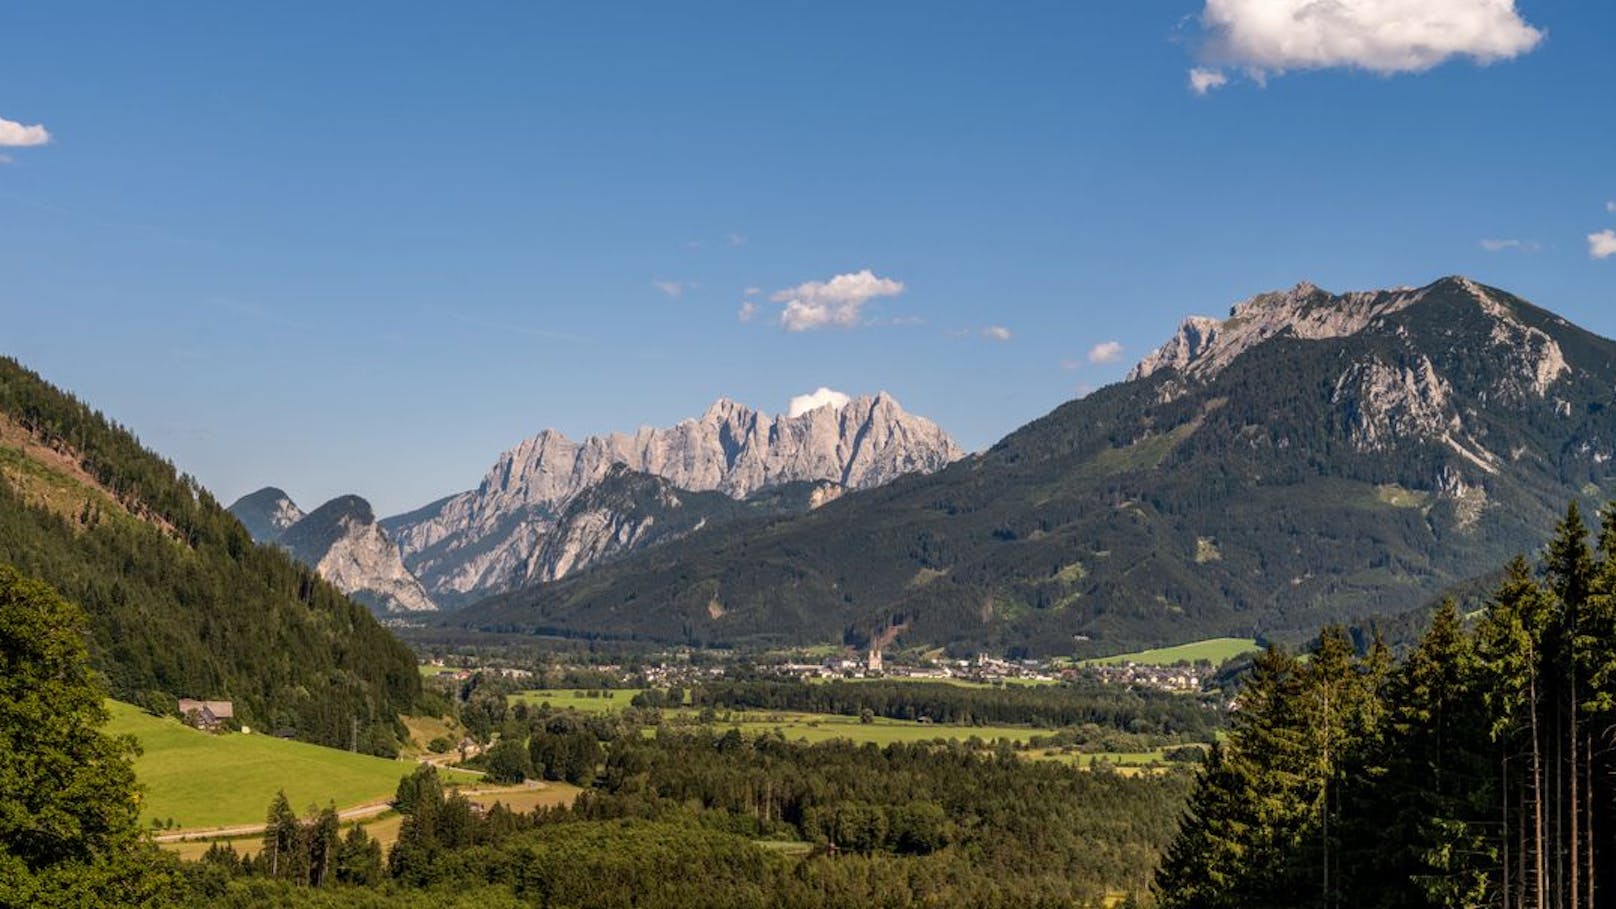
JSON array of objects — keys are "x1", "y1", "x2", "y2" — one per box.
[
  {"x1": 233, "y1": 492, "x2": 437, "y2": 615},
  {"x1": 1127, "y1": 276, "x2": 1568, "y2": 392},
  {"x1": 385, "y1": 389, "x2": 963, "y2": 604},
  {"x1": 227, "y1": 487, "x2": 305, "y2": 543}
]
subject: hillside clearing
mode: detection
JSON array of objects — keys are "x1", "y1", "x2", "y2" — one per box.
[
  {"x1": 1078, "y1": 637, "x2": 1260, "y2": 667},
  {"x1": 106, "y1": 701, "x2": 476, "y2": 830}
]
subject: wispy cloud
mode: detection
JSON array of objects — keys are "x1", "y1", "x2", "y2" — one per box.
[
  {"x1": 737, "y1": 300, "x2": 759, "y2": 322},
  {"x1": 653, "y1": 280, "x2": 685, "y2": 299},
  {"x1": 1088, "y1": 341, "x2": 1124, "y2": 364},
  {"x1": 1607, "y1": 201, "x2": 1616, "y2": 214},
  {"x1": 1189, "y1": 67, "x2": 1229, "y2": 95},
  {"x1": 771, "y1": 269, "x2": 906, "y2": 331},
  {"x1": 1480, "y1": 238, "x2": 1539, "y2": 253},
  {"x1": 1590, "y1": 230, "x2": 1616, "y2": 260},
  {"x1": 727, "y1": 232, "x2": 746, "y2": 247},
  {"x1": 0, "y1": 114, "x2": 50, "y2": 147},
  {"x1": 981, "y1": 325, "x2": 1013, "y2": 342},
  {"x1": 1188, "y1": 0, "x2": 1544, "y2": 92}
]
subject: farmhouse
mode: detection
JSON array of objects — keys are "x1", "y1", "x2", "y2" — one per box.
[{"x1": 177, "y1": 698, "x2": 234, "y2": 732}]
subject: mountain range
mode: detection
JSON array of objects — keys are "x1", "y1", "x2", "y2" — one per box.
[
  {"x1": 229, "y1": 489, "x2": 438, "y2": 615},
  {"x1": 233, "y1": 391, "x2": 962, "y2": 613},
  {"x1": 453, "y1": 276, "x2": 1616, "y2": 656}
]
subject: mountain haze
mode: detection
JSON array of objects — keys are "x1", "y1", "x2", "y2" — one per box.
[{"x1": 455, "y1": 277, "x2": 1616, "y2": 656}]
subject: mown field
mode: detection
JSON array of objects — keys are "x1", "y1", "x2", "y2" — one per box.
[
  {"x1": 510, "y1": 688, "x2": 647, "y2": 712},
  {"x1": 1077, "y1": 637, "x2": 1260, "y2": 666},
  {"x1": 515, "y1": 686, "x2": 1190, "y2": 769},
  {"x1": 162, "y1": 782, "x2": 584, "y2": 861},
  {"x1": 105, "y1": 701, "x2": 478, "y2": 830}
]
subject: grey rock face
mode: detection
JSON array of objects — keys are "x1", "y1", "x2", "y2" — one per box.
[
  {"x1": 386, "y1": 392, "x2": 962, "y2": 604},
  {"x1": 231, "y1": 491, "x2": 437, "y2": 615},
  {"x1": 227, "y1": 487, "x2": 305, "y2": 543}
]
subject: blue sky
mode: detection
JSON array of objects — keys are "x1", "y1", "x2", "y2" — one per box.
[{"x1": 2, "y1": 1, "x2": 1612, "y2": 515}]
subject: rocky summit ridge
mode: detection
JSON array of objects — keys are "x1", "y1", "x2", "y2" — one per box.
[
  {"x1": 229, "y1": 490, "x2": 437, "y2": 615},
  {"x1": 383, "y1": 391, "x2": 963, "y2": 605},
  {"x1": 455, "y1": 276, "x2": 1616, "y2": 656}
]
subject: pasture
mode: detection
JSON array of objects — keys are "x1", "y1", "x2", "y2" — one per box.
[
  {"x1": 105, "y1": 701, "x2": 477, "y2": 830},
  {"x1": 1078, "y1": 637, "x2": 1260, "y2": 667}
]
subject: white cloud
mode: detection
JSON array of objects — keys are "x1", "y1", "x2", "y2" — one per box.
[
  {"x1": 772, "y1": 269, "x2": 905, "y2": 332},
  {"x1": 1088, "y1": 340, "x2": 1124, "y2": 364},
  {"x1": 787, "y1": 387, "x2": 852, "y2": 418},
  {"x1": 1193, "y1": 0, "x2": 1544, "y2": 87},
  {"x1": 1480, "y1": 238, "x2": 1539, "y2": 252},
  {"x1": 653, "y1": 280, "x2": 684, "y2": 298},
  {"x1": 1189, "y1": 67, "x2": 1229, "y2": 95},
  {"x1": 0, "y1": 114, "x2": 49, "y2": 147},
  {"x1": 1060, "y1": 358, "x2": 1083, "y2": 371},
  {"x1": 743, "y1": 286, "x2": 761, "y2": 296},
  {"x1": 737, "y1": 300, "x2": 759, "y2": 322},
  {"x1": 1607, "y1": 201, "x2": 1616, "y2": 214},
  {"x1": 1590, "y1": 230, "x2": 1616, "y2": 260},
  {"x1": 982, "y1": 325, "x2": 1013, "y2": 342}
]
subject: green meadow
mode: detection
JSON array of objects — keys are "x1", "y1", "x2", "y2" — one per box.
[
  {"x1": 105, "y1": 701, "x2": 476, "y2": 830},
  {"x1": 516, "y1": 688, "x2": 1189, "y2": 764},
  {"x1": 1078, "y1": 637, "x2": 1261, "y2": 667},
  {"x1": 510, "y1": 688, "x2": 648, "y2": 712}
]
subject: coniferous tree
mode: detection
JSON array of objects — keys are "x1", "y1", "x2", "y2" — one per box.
[
  {"x1": 334, "y1": 825, "x2": 383, "y2": 886},
  {"x1": 261, "y1": 791, "x2": 300, "y2": 882},
  {"x1": 307, "y1": 804, "x2": 339, "y2": 887}
]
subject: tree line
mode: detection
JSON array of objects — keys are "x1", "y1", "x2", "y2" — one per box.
[
  {"x1": 686, "y1": 677, "x2": 1223, "y2": 738},
  {"x1": 1158, "y1": 502, "x2": 1616, "y2": 908}
]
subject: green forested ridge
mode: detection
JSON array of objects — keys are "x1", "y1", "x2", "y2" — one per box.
[
  {"x1": 458, "y1": 278, "x2": 1616, "y2": 657},
  {"x1": 1156, "y1": 501, "x2": 1616, "y2": 908},
  {"x1": 0, "y1": 356, "x2": 422, "y2": 750}
]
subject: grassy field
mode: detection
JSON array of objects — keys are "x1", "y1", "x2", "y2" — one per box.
[
  {"x1": 162, "y1": 783, "x2": 583, "y2": 860},
  {"x1": 825, "y1": 675, "x2": 1058, "y2": 688},
  {"x1": 106, "y1": 701, "x2": 476, "y2": 830},
  {"x1": 520, "y1": 688, "x2": 1195, "y2": 769},
  {"x1": 510, "y1": 689, "x2": 646, "y2": 712},
  {"x1": 1078, "y1": 637, "x2": 1261, "y2": 667},
  {"x1": 687, "y1": 709, "x2": 1046, "y2": 747}
]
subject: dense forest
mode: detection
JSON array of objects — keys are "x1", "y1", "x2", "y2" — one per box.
[
  {"x1": 1158, "y1": 502, "x2": 1616, "y2": 908},
  {"x1": 183, "y1": 730, "x2": 1191, "y2": 907},
  {"x1": 0, "y1": 357, "x2": 424, "y2": 751}
]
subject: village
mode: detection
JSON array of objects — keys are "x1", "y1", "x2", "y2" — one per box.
[{"x1": 421, "y1": 645, "x2": 1221, "y2": 696}]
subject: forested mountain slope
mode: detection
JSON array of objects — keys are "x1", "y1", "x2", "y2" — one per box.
[
  {"x1": 0, "y1": 356, "x2": 422, "y2": 752},
  {"x1": 457, "y1": 277, "x2": 1616, "y2": 656}
]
